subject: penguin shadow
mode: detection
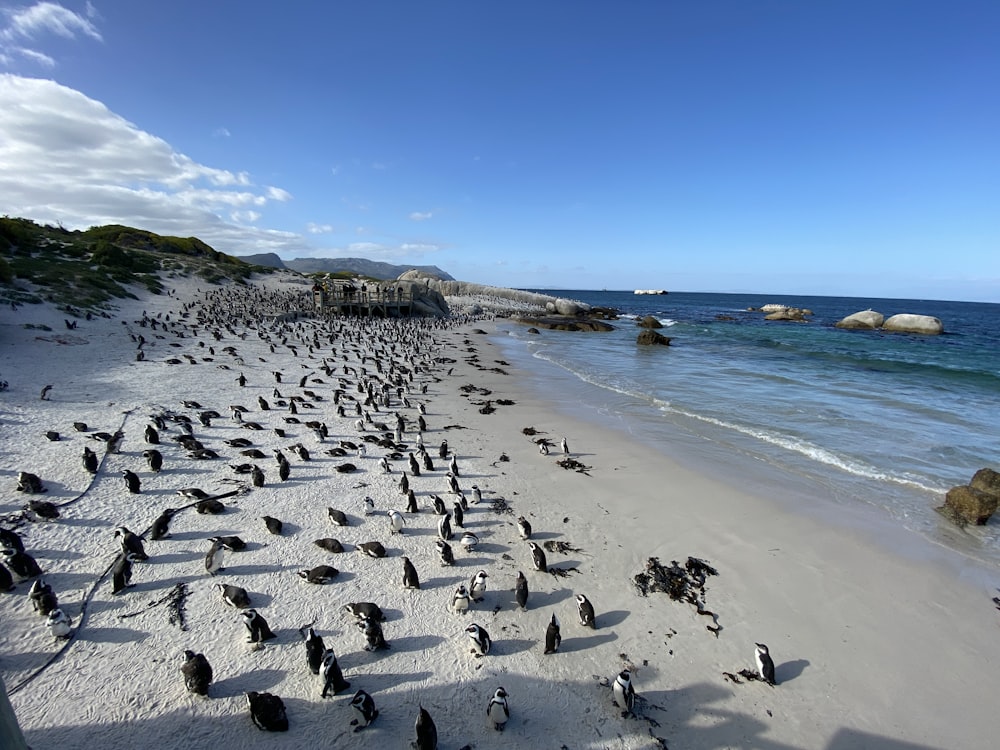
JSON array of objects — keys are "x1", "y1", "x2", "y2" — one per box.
[
  {"x1": 559, "y1": 630, "x2": 618, "y2": 653},
  {"x1": 492, "y1": 637, "x2": 535, "y2": 656},
  {"x1": 345, "y1": 669, "x2": 435, "y2": 690},
  {"x1": 30, "y1": 547, "x2": 86, "y2": 561},
  {"x1": 211, "y1": 666, "x2": 286, "y2": 698},
  {"x1": 0, "y1": 650, "x2": 52, "y2": 673},
  {"x1": 123, "y1": 574, "x2": 204, "y2": 597},
  {"x1": 163, "y1": 529, "x2": 219, "y2": 542},
  {"x1": 526, "y1": 587, "x2": 574, "y2": 608},
  {"x1": 53, "y1": 515, "x2": 111, "y2": 528},
  {"x1": 454, "y1": 555, "x2": 493, "y2": 568},
  {"x1": 224, "y1": 562, "x2": 295, "y2": 577},
  {"x1": 419, "y1": 575, "x2": 465, "y2": 590},
  {"x1": 399, "y1": 526, "x2": 438, "y2": 537},
  {"x1": 596, "y1": 609, "x2": 629, "y2": 628},
  {"x1": 241, "y1": 590, "x2": 273, "y2": 608},
  {"x1": 383, "y1": 633, "x2": 446, "y2": 653},
  {"x1": 470, "y1": 541, "x2": 509, "y2": 556},
  {"x1": 42, "y1": 571, "x2": 101, "y2": 589},
  {"x1": 775, "y1": 658, "x2": 809, "y2": 683},
  {"x1": 269, "y1": 520, "x2": 302, "y2": 536},
  {"x1": 527, "y1": 531, "x2": 563, "y2": 541},
  {"x1": 78, "y1": 625, "x2": 150, "y2": 644},
  {"x1": 150, "y1": 549, "x2": 203, "y2": 566},
  {"x1": 546, "y1": 559, "x2": 582, "y2": 573}
]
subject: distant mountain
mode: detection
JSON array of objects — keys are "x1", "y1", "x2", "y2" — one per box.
[
  {"x1": 280, "y1": 257, "x2": 453, "y2": 281},
  {"x1": 238, "y1": 252, "x2": 286, "y2": 269}
]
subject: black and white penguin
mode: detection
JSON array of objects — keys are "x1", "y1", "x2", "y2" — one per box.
[
  {"x1": 205, "y1": 539, "x2": 225, "y2": 575},
  {"x1": 528, "y1": 541, "x2": 547, "y2": 573},
  {"x1": 459, "y1": 531, "x2": 479, "y2": 552},
  {"x1": 0, "y1": 563, "x2": 14, "y2": 592},
  {"x1": 517, "y1": 516, "x2": 532, "y2": 540},
  {"x1": 436, "y1": 539, "x2": 454, "y2": 566},
  {"x1": 82, "y1": 446, "x2": 99, "y2": 474},
  {"x1": 380, "y1": 456, "x2": 391, "y2": 474},
  {"x1": 362, "y1": 496, "x2": 376, "y2": 516},
  {"x1": 437, "y1": 513, "x2": 452, "y2": 542},
  {"x1": 407, "y1": 453, "x2": 420, "y2": 476},
  {"x1": 431, "y1": 494, "x2": 447, "y2": 515},
  {"x1": 144, "y1": 424, "x2": 159, "y2": 444},
  {"x1": 121, "y1": 470, "x2": 141, "y2": 494},
  {"x1": 0, "y1": 527, "x2": 24, "y2": 552},
  {"x1": 29, "y1": 579, "x2": 58, "y2": 615},
  {"x1": 246, "y1": 691, "x2": 288, "y2": 731},
  {"x1": 149, "y1": 508, "x2": 175, "y2": 540},
  {"x1": 544, "y1": 613, "x2": 562, "y2": 654},
  {"x1": 421, "y1": 451, "x2": 434, "y2": 472},
  {"x1": 452, "y1": 502, "x2": 464, "y2": 528},
  {"x1": 277, "y1": 459, "x2": 290, "y2": 481},
  {"x1": 451, "y1": 584, "x2": 471, "y2": 613},
  {"x1": 350, "y1": 689, "x2": 379, "y2": 731},
  {"x1": 2, "y1": 549, "x2": 42, "y2": 579},
  {"x1": 320, "y1": 648, "x2": 351, "y2": 697},
  {"x1": 314, "y1": 537, "x2": 344, "y2": 553},
  {"x1": 399, "y1": 472, "x2": 410, "y2": 495},
  {"x1": 262, "y1": 516, "x2": 283, "y2": 535},
  {"x1": 143, "y1": 449, "x2": 163, "y2": 473},
  {"x1": 612, "y1": 669, "x2": 636, "y2": 717},
  {"x1": 357, "y1": 541, "x2": 386, "y2": 558},
  {"x1": 414, "y1": 706, "x2": 438, "y2": 750},
  {"x1": 251, "y1": 464, "x2": 265, "y2": 488},
  {"x1": 755, "y1": 643, "x2": 776, "y2": 685},
  {"x1": 112, "y1": 552, "x2": 141, "y2": 594},
  {"x1": 470, "y1": 569, "x2": 488, "y2": 602},
  {"x1": 465, "y1": 622, "x2": 491, "y2": 657},
  {"x1": 16, "y1": 471, "x2": 46, "y2": 494},
  {"x1": 538, "y1": 441, "x2": 549, "y2": 456},
  {"x1": 447, "y1": 473, "x2": 460, "y2": 495},
  {"x1": 215, "y1": 535, "x2": 246, "y2": 551},
  {"x1": 344, "y1": 602, "x2": 385, "y2": 621},
  {"x1": 216, "y1": 582, "x2": 251, "y2": 608},
  {"x1": 471, "y1": 484, "x2": 482, "y2": 505},
  {"x1": 438, "y1": 440, "x2": 448, "y2": 459},
  {"x1": 177, "y1": 487, "x2": 210, "y2": 501},
  {"x1": 328, "y1": 507, "x2": 349, "y2": 526},
  {"x1": 576, "y1": 594, "x2": 596, "y2": 628},
  {"x1": 46, "y1": 608, "x2": 73, "y2": 638},
  {"x1": 402, "y1": 556, "x2": 420, "y2": 589},
  {"x1": 487, "y1": 687, "x2": 509, "y2": 731},
  {"x1": 448, "y1": 455, "x2": 459, "y2": 477},
  {"x1": 388, "y1": 509, "x2": 405, "y2": 534},
  {"x1": 358, "y1": 616, "x2": 389, "y2": 651},
  {"x1": 303, "y1": 626, "x2": 325, "y2": 674},
  {"x1": 242, "y1": 609, "x2": 277, "y2": 644},
  {"x1": 298, "y1": 565, "x2": 339, "y2": 584},
  {"x1": 514, "y1": 571, "x2": 528, "y2": 610},
  {"x1": 181, "y1": 650, "x2": 213, "y2": 696}
]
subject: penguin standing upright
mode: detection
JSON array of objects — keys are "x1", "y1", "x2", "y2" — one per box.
[
  {"x1": 399, "y1": 472, "x2": 410, "y2": 496},
  {"x1": 613, "y1": 669, "x2": 636, "y2": 717},
  {"x1": 246, "y1": 691, "x2": 288, "y2": 731},
  {"x1": 388, "y1": 509, "x2": 405, "y2": 534},
  {"x1": 112, "y1": 552, "x2": 140, "y2": 594},
  {"x1": 405, "y1": 488, "x2": 418, "y2": 513},
  {"x1": 144, "y1": 424, "x2": 159, "y2": 444},
  {"x1": 437, "y1": 513, "x2": 452, "y2": 542},
  {"x1": 486, "y1": 687, "x2": 510, "y2": 731},
  {"x1": 358, "y1": 616, "x2": 389, "y2": 651},
  {"x1": 528, "y1": 541, "x2": 547, "y2": 573},
  {"x1": 114, "y1": 526, "x2": 148, "y2": 560},
  {"x1": 470, "y1": 570, "x2": 488, "y2": 602},
  {"x1": 121, "y1": 470, "x2": 141, "y2": 494},
  {"x1": 471, "y1": 484, "x2": 482, "y2": 505},
  {"x1": 205, "y1": 539, "x2": 225, "y2": 575},
  {"x1": 452, "y1": 502, "x2": 464, "y2": 528},
  {"x1": 251, "y1": 464, "x2": 265, "y2": 488},
  {"x1": 349, "y1": 689, "x2": 378, "y2": 731},
  {"x1": 402, "y1": 556, "x2": 420, "y2": 589},
  {"x1": 436, "y1": 539, "x2": 454, "y2": 566},
  {"x1": 544, "y1": 613, "x2": 562, "y2": 654},
  {"x1": 451, "y1": 584, "x2": 471, "y2": 613},
  {"x1": 3, "y1": 549, "x2": 42, "y2": 580},
  {"x1": 465, "y1": 623, "x2": 491, "y2": 657},
  {"x1": 0, "y1": 563, "x2": 14, "y2": 592},
  {"x1": 303, "y1": 626, "x2": 325, "y2": 674},
  {"x1": 320, "y1": 648, "x2": 351, "y2": 697},
  {"x1": 149, "y1": 508, "x2": 175, "y2": 540},
  {"x1": 414, "y1": 706, "x2": 438, "y2": 750},
  {"x1": 576, "y1": 594, "x2": 596, "y2": 628},
  {"x1": 181, "y1": 650, "x2": 213, "y2": 696},
  {"x1": 29, "y1": 579, "x2": 58, "y2": 615},
  {"x1": 143, "y1": 449, "x2": 163, "y2": 473},
  {"x1": 514, "y1": 571, "x2": 528, "y2": 610},
  {"x1": 242, "y1": 609, "x2": 276, "y2": 644},
  {"x1": 517, "y1": 516, "x2": 532, "y2": 540},
  {"x1": 82, "y1": 446, "x2": 98, "y2": 474},
  {"x1": 755, "y1": 643, "x2": 776, "y2": 685}
]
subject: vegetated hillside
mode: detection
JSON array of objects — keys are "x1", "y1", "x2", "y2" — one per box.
[
  {"x1": 0, "y1": 217, "x2": 273, "y2": 310},
  {"x1": 278, "y1": 256, "x2": 454, "y2": 280}
]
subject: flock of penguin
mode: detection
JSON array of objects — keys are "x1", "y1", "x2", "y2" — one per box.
[{"x1": 2, "y1": 280, "x2": 777, "y2": 747}]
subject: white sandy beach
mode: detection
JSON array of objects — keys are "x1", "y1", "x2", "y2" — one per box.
[{"x1": 2, "y1": 272, "x2": 999, "y2": 750}]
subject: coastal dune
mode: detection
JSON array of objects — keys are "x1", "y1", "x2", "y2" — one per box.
[{"x1": 1, "y1": 274, "x2": 998, "y2": 749}]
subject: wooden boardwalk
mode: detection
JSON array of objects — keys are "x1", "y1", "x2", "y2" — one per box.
[{"x1": 312, "y1": 283, "x2": 416, "y2": 318}]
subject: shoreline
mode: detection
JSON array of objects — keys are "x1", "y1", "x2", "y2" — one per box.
[{"x1": 1, "y1": 276, "x2": 998, "y2": 749}]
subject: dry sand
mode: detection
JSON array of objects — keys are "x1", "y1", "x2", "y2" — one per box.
[{"x1": 1, "y1": 273, "x2": 998, "y2": 749}]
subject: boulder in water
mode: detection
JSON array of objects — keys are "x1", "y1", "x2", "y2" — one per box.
[
  {"x1": 939, "y1": 469, "x2": 1000, "y2": 525},
  {"x1": 636, "y1": 330, "x2": 672, "y2": 346},
  {"x1": 637, "y1": 315, "x2": 663, "y2": 329},
  {"x1": 882, "y1": 314, "x2": 943, "y2": 335},
  {"x1": 835, "y1": 310, "x2": 884, "y2": 330}
]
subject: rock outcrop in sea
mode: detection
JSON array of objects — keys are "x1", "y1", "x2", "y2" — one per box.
[
  {"x1": 835, "y1": 310, "x2": 943, "y2": 335},
  {"x1": 940, "y1": 468, "x2": 1000, "y2": 525}
]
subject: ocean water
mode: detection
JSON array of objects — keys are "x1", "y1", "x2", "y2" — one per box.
[{"x1": 494, "y1": 291, "x2": 1000, "y2": 568}]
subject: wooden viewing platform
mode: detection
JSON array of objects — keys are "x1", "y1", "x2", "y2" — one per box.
[{"x1": 312, "y1": 283, "x2": 416, "y2": 318}]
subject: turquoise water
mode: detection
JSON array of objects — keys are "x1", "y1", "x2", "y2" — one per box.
[{"x1": 496, "y1": 291, "x2": 1000, "y2": 566}]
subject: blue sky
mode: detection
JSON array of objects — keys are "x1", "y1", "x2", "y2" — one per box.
[{"x1": 1, "y1": 1, "x2": 998, "y2": 301}]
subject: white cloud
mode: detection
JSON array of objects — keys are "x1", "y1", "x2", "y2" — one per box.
[
  {"x1": 231, "y1": 210, "x2": 261, "y2": 224},
  {"x1": 14, "y1": 47, "x2": 55, "y2": 67},
  {"x1": 213, "y1": 127, "x2": 231, "y2": 138},
  {"x1": 306, "y1": 222, "x2": 333, "y2": 234},
  {"x1": 1, "y1": 1, "x2": 102, "y2": 42},
  {"x1": 266, "y1": 186, "x2": 292, "y2": 202},
  {"x1": 409, "y1": 211, "x2": 433, "y2": 221},
  {"x1": 301, "y1": 241, "x2": 442, "y2": 262}
]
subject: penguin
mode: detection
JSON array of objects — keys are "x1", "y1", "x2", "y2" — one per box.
[
  {"x1": 408, "y1": 453, "x2": 420, "y2": 476},
  {"x1": 487, "y1": 687, "x2": 510, "y2": 731},
  {"x1": 470, "y1": 570, "x2": 488, "y2": 602},
  {"x1": 112, "y1": 552, "x2": 140, "y2": 594},
  {"x1": 466, "y1": 622, "x2": 491, "y2": 657},
  {"x1": 459, "y1": 531, "x2": 479, "y2": 552},
  {"x1": 149, "y1": 508, "x2": 175, "y2": 540},
  {"x1": 0, "y1": 563, "x2": 14, "y2": 592},
  {"x1": 205, "y1": 539, "x2": 225, "y2": 575},
  {"x1": 328, "y1": 508, "x2": 349, "y2": 526},
  {"x1": 451, "y1": 584, "x2": 471, "y2": 613},
  {"x1": 380, "y1": 456, "x2": 391, "y2": 474},
  {"x1": 47, "y1": 608, "x2": 73, "y2": 638},
  {"x1": 302, "y1": 626, "x2": 325, "y2": 674},
  {"x1": 344, "y1": 602, "x2": 385, "y2": 621},
  {"x1": 421, "y1": 452, "x2": 434, "y2": 472},
  {"x1": 3, "y1": 549, "x2": 42, "y2": 580},
  {"x1": 177, "y1": 487, "x2": 210, "y2": 501},
  {"x1": 448, "y1": 454, "x2": 458, "y2": 477},
  {"x1": 755, "y1": 643, "x2": 776, "y2": 685},
  {"x1": 215, "y1": 535, "x2": 246, "y2": 551},
  {"x1": 561, "y1": 437, "x2": 569, "y2": 454},
  {"x1": 544, "y1": 613, "x2": 562, "y2": 654},
  {"x1": 452, "y1": 502, "x2": 464, "y2": 528},
  {"x1": 144, "y1": 424, "x2": 159, "y2": 444},
  {"x1": 358, "y1": 616, "x2": 389, "y2": 651},
  {"x1": 538, "y1": 441, "x2": 549, "y2": 455},
  {"x1": 514, "y1": 571, "x2": 528, "y2": 610},
  {"x1": 517, "y1": 516, "x2": 532, "y2": 540},
  {"x1": 216, "y1": 582, "x2": 251, "y2": 608},
  {"x1": 298, "y1": 565, "x2": 339, "y2": 584},
  {"x1": 29, "y1": 579, "x2": 58, "y2": 615},
  {"x1": 242, "y1": 609, "x2": 277, "y2": 644},
  {"x1": 568, "y1": 592, "x2": 595, "y2": 629},
  {"x1": 362, "y1": 496, "x2": 376, "y2": 516},
  {"x1": 246, "y1": 691, "x2": 288, "y2": 732},
  {"x1": 143, "y1": 449, "x2": 163, "y2": 473},
  {"x1": 528, "y1": 541, "x2": 547, "y2": 573},
  {"x1": 437, "y1": 513, "x2": 452, "y2": 542},
  {"x1": 277, "y1": 459, "x2": 290, "y2": 482},
  {"x1": 181, "y1": 650, "x2": 213, "y2": 696},
  {"x1": 114, "y1": 526, "x2": 149, "y2": 561},
  {"x1": 314, "y1": 537, "x2": 344, "y2": 553},
  {"x1": 436, "y1": 539, "x2": 455, "y2": 566},
  {"x1": 402, "y1": 556, "x2": 420, "y2": 589},
  {"x1": 197, "y1": 498, "x2": 225, "y2": 514},
  {"x1": 438, "y1": 440, "x2": 448, "y2": 459},
  {"x1": 405, "y1": 488, "x2": 419, "y2": 513},
  {"x1": 431, "y1": 494, "x2": 447, "y2": 515},
  {"x1": 357, "y1": 541, "x2": 386, "y2": 558},
  {"x1": 388, "y1": 509, "x2": 405, "y2": 534},
  {"x1": 350, "y1": 689, "x2": 379, "y2": 731},
  {"x1": 471, "y1": 484, "x2": 482, "y2": 505},
  {"x1": 320, "y1": 648, "x2": 351, "y2": 697},
  {"x1": 0, "y1": 527, "x2": 25, "y2": 552},
  {"x1": 414, "y1": 706, "x2": 438, "y2": 750},
  {"x1": 399, "y1": 472, "x2": 410, "y2": 495},
  {"x1": 251, "y1": 464, "x2": 265, "y2": 488},
  {"x1": 82, "y1": 446, "x2": 99, "y2": 474},
  {"x1": 612, "y1": 669, "x2": 636, "y2": 717},
  {"x1": 262, "y1": 516, "x2": 283, "y2": 535},
  {"x1": 16, "y1": 471, "x2": 45, "y2": 494},
  {"x1": 447, "y1": 473, "x2": 460, "y2": 495},
  {"x1": 121, "y1": 470, "x2": 141, "y2": 494}
]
